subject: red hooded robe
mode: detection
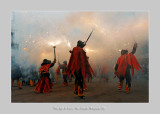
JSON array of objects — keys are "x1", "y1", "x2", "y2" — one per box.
[
  {"x1": 116, "y1": 53, "x2": 142, "y2": 77},
  {"x1": 66, "y1": 46, "x2": 93, "y2": 80},
  {"x1": 34, "y1": 64, "x2": 53, "y2": 93}
]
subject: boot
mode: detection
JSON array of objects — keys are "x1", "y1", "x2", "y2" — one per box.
[
  {"x1": 78, "y1": 86, "x2": 84, "y2": 97},
  {"x1": 125, "y1": 84, "x2": 130, "y2": 93},
  {"x1": 118, "y1": 81, "x2": 123, "y2": 90}
]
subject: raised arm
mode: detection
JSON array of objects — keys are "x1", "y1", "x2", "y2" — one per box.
[
  {"x1": 50, "y1": 58, "x2": 56, "y2": 68},
  {"x1": 131, "y1": 42, "x2": 138, "y2": 54}
]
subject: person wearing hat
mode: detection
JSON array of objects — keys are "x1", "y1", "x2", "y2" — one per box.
[
  {"x1": 67, "y1": 40, "x2": 93, "y2": 99},
  {"x1": 114, "y1": 42, "x2": 143, "y2": 93},
  {"x1": 34, "y1": 58, "x2": 56, "y2": 93},
  {"x1": 58, "y1": 60, "x2": 68, "y2": 86}
]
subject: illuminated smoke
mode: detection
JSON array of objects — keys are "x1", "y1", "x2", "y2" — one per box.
[
  {"x1": 85, "y1": 48, "x2": 96, "y2": 53},
  {"x1": 48, "y1": 40, "x2": 62, "y2": 46},
  {"x1": 67, "y1": 41, "x2": 71, "y2": 48},
  {"x1": 11, "y1": 11, "x2": 149, "y2": 79}
]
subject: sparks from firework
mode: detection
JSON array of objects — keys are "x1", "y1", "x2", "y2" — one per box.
[
  {"x1": 81, "y1": 17, "x2": 107, "y2": 36},
  {"x1": 85, "y1": 48, "x2": 96, "y2": 53},
  {"x1": 66, "y1": 40, "x2": 71, "y2": 49},
  {"x1": 48, "y1": 40, "x2": 62, "y2": 46},
  {"x1": 23, "y1": 48, "x2": 27, "y2": 50},
  {"x1": 49, "y1": 39, "x2": 72, "y2": 49}
]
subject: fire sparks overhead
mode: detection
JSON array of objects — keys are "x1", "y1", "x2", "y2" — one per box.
[
  {"x1": 23, "y1": 48, "x2": 27, "y2": 50},
  {"x1": 85, "y1": 48, "x2": 96, "y2": 53},
  {"x1": 48, "y1": 40, "x2": 62, "y2": 46},
  {"x1": 48, "y1": 39, "x2": 72, "y2": 49},
  {"x1": 11, "y1": 11, "x2": 148, "y2": 69},
  {"x1": 81, "y1": 17, "x2": 107, "y2": 36},
  {"x1": 67, "y1": 41, "x2": 71, "y2": 48}
]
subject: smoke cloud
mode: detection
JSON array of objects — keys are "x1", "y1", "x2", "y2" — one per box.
[{"x1": 11, "y1": 11, "x2": 149, "y2": 78}]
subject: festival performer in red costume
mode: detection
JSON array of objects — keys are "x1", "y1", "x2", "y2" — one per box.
[
  {"x1": 114, "y1": 42, "x2": 142, "y2": 93},
  {"x1": 34, "y1": 58, "x2": 56, "y2": 93},
  {"x1": 67, "y1": 40, "x2": 93, "y2": 99}
]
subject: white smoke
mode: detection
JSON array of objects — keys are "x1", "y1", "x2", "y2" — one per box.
[{"x1": 11, "y1": 11, "x2": 149, "y2": 77}]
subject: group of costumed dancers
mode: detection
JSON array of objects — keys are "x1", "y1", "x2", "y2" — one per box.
[
  {"x1": 34, "y1": 39, "x2": 94, "y2": 99},
  {"x1": 12, "y1": 30, "x2": 143, "y2": 99},
  {"x1": 34, "y1": 40, "x2": 142, "y2": 99}
]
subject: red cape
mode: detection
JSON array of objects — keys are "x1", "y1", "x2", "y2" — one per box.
[
  {"x1": 116, "y1": 53, "x2": 142, "y2": 77},
  {"x1": 39, "y1": 64, "x2": 51, "y2": 73},
  {"x1": 35, "y1": 64, "x2": 53, "y2": 93},
  {"x1": 66, "y1": 46, "x2": 93, "y2": 79}
]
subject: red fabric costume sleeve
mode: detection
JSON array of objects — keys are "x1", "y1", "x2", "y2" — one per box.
[
  {"x1": 117, "y1": 55, "x2": 127, "y2": 77},
  {"x1": 116, "y1": 53, "x2": 142, "y2": 77},
  {"x1": 128, "y1": 53, "x2": 142, "y2": 75},
  {"x1": 39, "y1": 64, "x2": 51, "y2": 74},
  {"x1": 66, "y1": 46, "x2": 93, "y2": 79}
]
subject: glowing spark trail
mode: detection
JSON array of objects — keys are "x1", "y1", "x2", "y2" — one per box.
[
  {"x1": 48, "y1": 40, "x2": 62, "y2": 46},
  {"x1": 67, "y1": 41, "x2": 71, "y2": 48},
  {"x1": 85, "y1": 48, "x2": 96, "y2": 53}
]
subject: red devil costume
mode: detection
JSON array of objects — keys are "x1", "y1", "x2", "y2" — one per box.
[
  {"x1": 34, "y1": 59, "x2": 56, "y2": 93},
  {"x1": 114, "y1": 43, "x2": 142, "y2": 93},
  {"x1": 67, "y1": 40, "x2": 93, "y2": 99}
]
